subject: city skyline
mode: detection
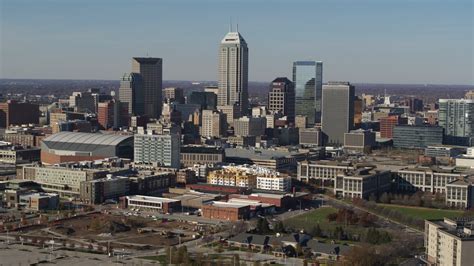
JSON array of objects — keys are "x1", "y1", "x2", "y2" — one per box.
[{"x1": 0, "y1": 0, "x2": 472, "y2": 85}]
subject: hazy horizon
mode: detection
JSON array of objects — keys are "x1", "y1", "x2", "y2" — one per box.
[{"x1": 1, "y1": 0, "x2": 473, "y2": 84}]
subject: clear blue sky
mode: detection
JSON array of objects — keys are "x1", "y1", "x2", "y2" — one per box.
[{"x1": 0, "y1": 0, "x2": 473, "y2": 84}]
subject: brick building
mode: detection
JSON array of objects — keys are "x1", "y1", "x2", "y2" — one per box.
[
  {"x1": 0, "y1": 100, "x2": 40, "y2": 128},
  {"x1": 202, "y1": 201, "x2": 251, "y2": 221}
]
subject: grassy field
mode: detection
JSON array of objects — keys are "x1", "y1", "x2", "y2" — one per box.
[
  {"x1": 378, "y1": 204, "x2": 464, "y2": 220},
  {"x1": 283, "y1": 207, "x2": 338, "y2": 232}
]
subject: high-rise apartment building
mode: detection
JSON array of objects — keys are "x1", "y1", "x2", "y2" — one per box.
[
  {"x1": 268, "y1": 77, "x2": 295, "y2": 123},
  {"x1": 438, "y1": 99, "x2": 474, "y2": 138},
  {"x1": 217, "y1": 30, "x2": 249, "y2": 116},
  {"x1": 134, "y1": 132, "x2": 181, "y2": 169},
  {"x1": 119, "y1": 73, "x2": 144, "y2": 115},
  {"x1": 321, "y1": 82, "x2": 355, "y2": 145},
  {"x1": 293, "y1": 61, "x2": 323, "y2": 125},
  {"x1": 201, "y1": 110, "x2": 226, "y2": 138},
  {"x1": 132, "y1": 57, "x2": 163, "y2": 118}
]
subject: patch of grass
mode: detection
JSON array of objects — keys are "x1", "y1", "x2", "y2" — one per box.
[
  {"x1": 283, "y1": 207, "x2": 337, "y2": 231},
  {"x1": 139, "y1": 255, "x2": 167, "y2": 263},
  {"x1": 378, "y1": 204, "x2": 463, "y2": 220}
]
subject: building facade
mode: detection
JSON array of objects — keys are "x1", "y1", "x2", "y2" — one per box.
[
  {"x1": 321, "y1": 82, "x2": 355, "y2": 145},
  {"x1": 132, "y1": 57, "x2": 163, "y2": 118},
  {"x1": 218, "y1": 30, "x2": 249, "y2": 115},
  {"x1": 201, "y1": 110, "x2": 226, "y2": 138},
  {"x1": 393, "y1": 125, "x2": 444, "y2": 149},
  {"x1": 293, "y1": 61, "x2": 323, "y2": 125},
  {"x1": 134, "y1": 133, "x2": 181, "y2": 169},
  {"x1": 119, "y1": 72, "x2": 144, "y2": 115},
  {"x1": 268, "y1": 77, "x2": 295, "y2": 123}
]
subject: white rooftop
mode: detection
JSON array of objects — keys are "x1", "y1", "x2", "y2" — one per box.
[
  {"x1": 126, "y1": 195, "x2": 179, "y2": 203},
  {"x1": 221, "y1": 31, "x2": 247, "y2": 45}
]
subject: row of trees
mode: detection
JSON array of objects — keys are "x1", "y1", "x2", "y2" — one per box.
[
  {"x1": 326, "y1": 208, "x2": 378, "y2": 227},
  {"x1": 373, "y1": 191, "x2": 446, "y2": 209},
  {"x1": 352, "y1": 198, "x2": 424, "y2": 229}
]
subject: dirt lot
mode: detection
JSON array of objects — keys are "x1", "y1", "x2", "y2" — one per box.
[{"x1": 16, "y1": 212, "x2": 206, "y2": 250}]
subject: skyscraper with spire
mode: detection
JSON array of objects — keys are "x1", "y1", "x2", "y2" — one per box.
[{"x1": 217, "y1": 27, "x2": 249, "y2": 116}]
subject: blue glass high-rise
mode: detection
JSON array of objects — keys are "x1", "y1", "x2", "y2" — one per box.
[{"x1": 292, "y1": 61, "x2": 323, "y2": 126}]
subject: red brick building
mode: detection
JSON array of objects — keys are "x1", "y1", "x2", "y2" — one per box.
[
  {"x1": 379, "y1": 115, "x2": 399, "y2": 138},
  {"x1": 0, "y1": 100, "x2": 40, "y2": 128},
  {"x1": 202, "y1": 201, "x2": 250, "y2": 221}
]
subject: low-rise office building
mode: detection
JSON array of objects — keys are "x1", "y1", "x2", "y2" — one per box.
[
  {"x1": 121, "y1": 195, "x2": 181, "y2": 214},
  {"x1": 299, "y1": 128, "x2": 322, "y2": 146},
  {"x1": 18, "y1": 192, "x2": 59, "y2": 211},
  {"x1": 80, "y1": 175, "x2": 130, "y2": 204},
  {"x1": 425, "y1": 218, "x2": 474, "y2": 266},
  {"x1": 445, "y1": 178, "x2": 474, "y2": 209},
  {"x1": 180, "y1": 145, "x2": 224, "y2": 167}
]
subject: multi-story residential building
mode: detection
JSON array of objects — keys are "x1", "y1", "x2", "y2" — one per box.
[
  {"x1": 233, "y1": 116, "x2": 266, "y2": 137},
  {"x1": 425, "y1": 218, "x2": 474, "y2": 266},
  {"x1": 134, "y1": 132, "x2": 181, "y2": 169},
  {"x1": 393, "y1": 125, "x2": 444, "y2": 149},
  {"x1": 217, "y1": 30, "x2": 249, "y2": 115},
  {"x1": 256, "y1": 175, "x2": 292, "y2": 192},
  {"x1": 80, "y1": 175, "x2": 130, "y2": 204},
  {"x1": 267, "y1": 77, "x2": 295, "y2": 123},
  {"x1": 207, "y1": 166, "x2": 257, "y2": 188},
  {"x1": 180, "y1": 145, "x2": 224, "y2": 167},
  {"x1": 119, "y1": 72, "x2": 144, "y2": 115},
  {"x1": 293, "y1": 61, "x2": 323, "y2": 125},
  {"x1": 333, "y1": 168, "x2": 392, "y2": 199},
  {"x1": 439, "y1": 99, "x2": 474, "y2": 146},
  {"x1": 321, "y1": 82, "x2": 355, "y2": 145},
  {"x1": 297, "y1": 160, "x2": 355, "y2": 182},
  {"x1": 396, "y1": 167, "x2": 465, "y2": 193},
  {"x1": 132, "y1": 57, "x2": 163, "y2": 118},
  {"x1": 201, "y1": 110, "x2": 226, "y2": 138}
]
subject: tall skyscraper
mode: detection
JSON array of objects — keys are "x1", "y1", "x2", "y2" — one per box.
[
  {"x1": 119, "y1": 73, "x2": 144, "y2": 115},
  {"x1": 293, "y1": 61, "x2": 323, "y2": 125},
  {"x1": 321, "y1": 81, "x2": 355, "y2": 145},
  {"x1": 439, "y1": 99, "x2": 474, "y2": 145},
  {"x1": 132, "y1": 57, "x2": 163, "y2": 118},
  {"x1": 217, "y1": 30, "x2": 249, "y2": 116},
  {"x1": 268, "y1": 77, "x2": 295, "y2": 123}
]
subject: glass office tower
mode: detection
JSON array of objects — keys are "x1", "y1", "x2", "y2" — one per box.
[{"x1": 292, "y1": 61, "x2": 323, "y2": 125}]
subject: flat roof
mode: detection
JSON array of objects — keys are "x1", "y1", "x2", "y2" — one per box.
[
  {"x1": 225, "y1": 148, "x2": 306, "y2": 160},
  {"x1": 207, "y1": 201, "x2": 249, "y2": 208},
  {"x1": 126, "y1": 195, "x2": 180, "y2": 203}
]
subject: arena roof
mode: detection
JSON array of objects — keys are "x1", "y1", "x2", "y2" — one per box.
[{"x1": 42, "y1": 132, "x2": 133, "y2": 151}]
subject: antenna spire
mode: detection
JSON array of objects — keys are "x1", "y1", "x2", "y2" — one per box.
[
  {"x1": 229, "y1": 17, "x2": 233, "y2": 32},
  {"x1": 236, "y1": 23, "x2": 239, "y2": 32}
]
